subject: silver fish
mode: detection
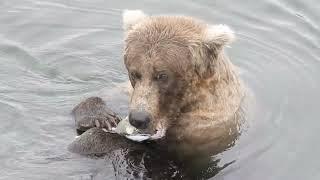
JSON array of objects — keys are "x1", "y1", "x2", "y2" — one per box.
[{"x1": 112, "y1": 116, "x2": 151, "y2": 142}]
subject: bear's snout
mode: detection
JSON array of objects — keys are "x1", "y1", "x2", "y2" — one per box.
[{"x1": 129, "y1": 110, "x2": 151, "y2": 129}]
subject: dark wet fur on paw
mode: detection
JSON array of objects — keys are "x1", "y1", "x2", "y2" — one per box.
[
  {"x1": 68, "y1": 128, "x2": 137, "y2": 155},
  {"x1": 72, "y1": 97, "x2": 122, "y2": 135}
]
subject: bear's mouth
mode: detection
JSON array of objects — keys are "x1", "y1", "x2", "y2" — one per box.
[
  {"x1": 114, "y1": 116, "x2": 167, "y2": 142},
  {"x1": 126, "y1": 129, "x2": 166, "y2": 142},
  {"x1": 150, "y1": 128, "x2": 166, "y2": 140},
  {"x1": 149, "y1": 121, "x2": 167, "y2": 140},
  {"x1": 125, "y1": 128, "x2": 166, "y2": 142}
]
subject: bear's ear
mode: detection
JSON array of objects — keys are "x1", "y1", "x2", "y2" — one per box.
[
  {"x1": 191, "y1": 25, "x2": 235, "y2": 78},
  {"x1": 122, "y1": 9, "x2": 147, "y2": 31},
  {"x1": 203, "y1": 24, "x2": 235, "y2": 48}
]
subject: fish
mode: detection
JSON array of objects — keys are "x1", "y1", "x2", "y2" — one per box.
[{"x1": 112, "y1": 116, "x2": 151, "y2": 142}]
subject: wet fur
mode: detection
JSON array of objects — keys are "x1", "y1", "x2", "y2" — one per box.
[{"x1": 124, "y1": 12, "x2": 245, "y2": 155}]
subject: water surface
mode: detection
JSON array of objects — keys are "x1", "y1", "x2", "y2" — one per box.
[{"x1": 0, "y1": 0, "x2": 320, "y2": 179}]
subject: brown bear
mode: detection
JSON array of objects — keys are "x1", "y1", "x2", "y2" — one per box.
[
  {"x1": 69, "y1": 9, "x2": 245, "y2": 158},
  {"x1": 68, "y1": 10, "x2": 246, "y2": 178},
  {"x1": 122, "y1": 10, "x2": 245, "y2": 155}
]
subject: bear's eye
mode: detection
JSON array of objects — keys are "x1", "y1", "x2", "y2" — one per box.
[
  {"x1": 155, "y1": 73, "x2": 168, "y2": 81},
  {"x1": 130, "y1": 71, "x2": 141, "y2": 81}
]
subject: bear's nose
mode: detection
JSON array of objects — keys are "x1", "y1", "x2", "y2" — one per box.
[{"x1": 129, "y1": 110, "x2": 151, "y2": 129}]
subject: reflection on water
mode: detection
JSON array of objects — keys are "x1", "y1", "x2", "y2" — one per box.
[
  {"x1": 109, "y1": 147, "x2": 232, "y2": 179},
  {"x1": 0, "y1": 0, "x2": 320, "y2": 179}
]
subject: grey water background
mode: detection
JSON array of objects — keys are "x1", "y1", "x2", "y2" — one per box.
[{"x1": 0, "y1": 0, "x2": 319, "y2": 179}]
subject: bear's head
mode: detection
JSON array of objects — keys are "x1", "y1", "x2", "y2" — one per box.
[{"x1": 122, "y1": 10, "x2": 236, "y2": 140}]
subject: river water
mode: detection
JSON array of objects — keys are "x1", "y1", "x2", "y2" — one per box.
[{"x1": 0, "y1": 0, "x2": 319, "y2": 179}]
